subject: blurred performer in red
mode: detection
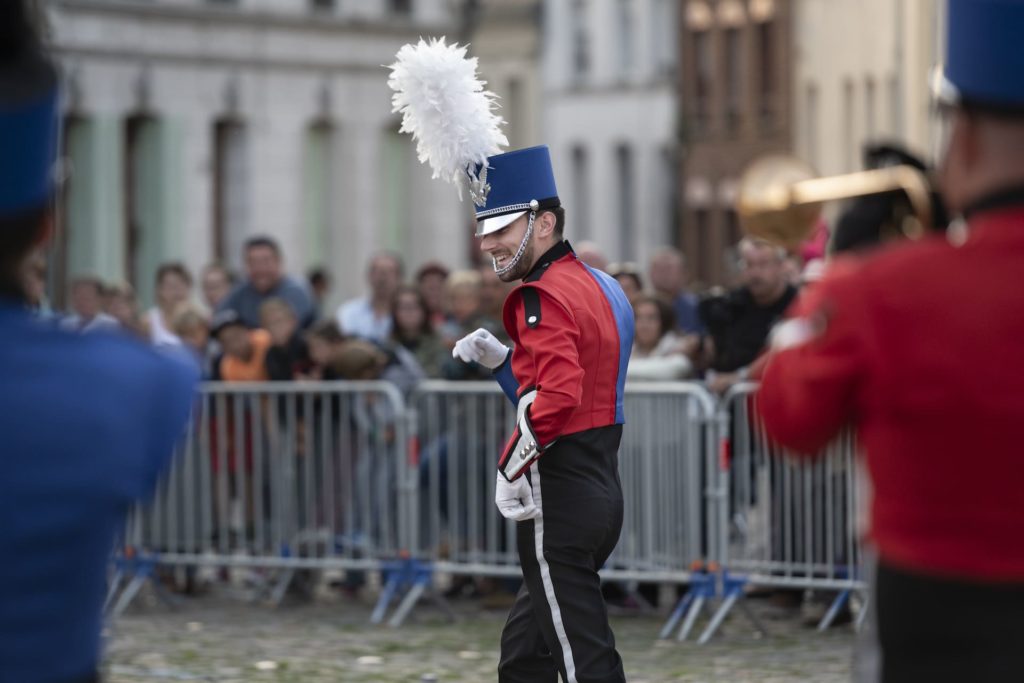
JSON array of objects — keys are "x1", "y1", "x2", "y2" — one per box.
[{"x1": 758, "y1": 1, "x2": 1024, "y2": 680}]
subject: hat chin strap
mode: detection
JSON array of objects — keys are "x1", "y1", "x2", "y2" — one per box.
[{"x1": 492, "y1": 210, "x2": 535, "y2": 277}]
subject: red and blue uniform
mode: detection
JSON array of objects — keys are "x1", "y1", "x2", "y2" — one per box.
[
  {"x1": 493, "y1": 240, "x2": 633, "y2": 481},
  {"x1": 492, "y1": 240, "x2": 634, "y2": 683}
]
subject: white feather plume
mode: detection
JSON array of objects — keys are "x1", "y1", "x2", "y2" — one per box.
[{"x1": 387, "y1": 37, "x2": 507, "y2": 197}]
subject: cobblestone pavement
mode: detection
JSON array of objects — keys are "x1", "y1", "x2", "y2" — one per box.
[{"x1": 104, "y1": 588, "x2": 854, "y2": 682}]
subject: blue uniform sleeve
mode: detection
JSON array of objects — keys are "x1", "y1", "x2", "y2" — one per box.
[{"x1": 492, "y1": 349, "x2": 518, "y2": 405}]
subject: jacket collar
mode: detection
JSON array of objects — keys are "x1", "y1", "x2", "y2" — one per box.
[{"x1": 523, "y1": 240, "x2": 574, "y2": 283}]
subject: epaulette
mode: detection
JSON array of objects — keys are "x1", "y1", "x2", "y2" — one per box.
[{"x1": 521, "y1": 287, "x2": 541, "y2": 329}]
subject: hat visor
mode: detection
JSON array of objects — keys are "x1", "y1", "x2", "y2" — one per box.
[{"x1": 476, "y1": 210, "x2": 527, "y2": 237}]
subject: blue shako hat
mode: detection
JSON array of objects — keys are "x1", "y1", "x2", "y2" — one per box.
[
  {"x1": 934, "y1": 0, "x2": 1024, "y2": 111},
  {"x1": 0, "y1": 88, "x2": 59, "y2": 217},
  {"x1": 473, "y1": 145, "x2": 560, "y2": 237},
  {"x1": 0, "y1": 1, "x2": 61, "y2": 219}
]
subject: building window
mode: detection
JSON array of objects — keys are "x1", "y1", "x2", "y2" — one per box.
[
  {"x1": 865, "y1": 77, "x2": 876, "y2": 141},
  {"x1": 805, "y1": 83, "x2": 819, "y2": 170},
  {"x1": 694, "y1": 207, "x2": 710, "y2": 284},
  {"x1": 616, "y1": 0, "x2": 634, "y2": 78},
  {"x1": 212, "y1": 118, "x2": 249, "y2": 268},
  {"x1": 661, "y1": 146, "x2": 679, "y2": 247},
  {"x1": 616, "y1": 144, "x2": 634, "y2": 260},
  {"x1": 507, "y1": 77, "x2": 524, "y2": 147},
  {"x1": 570, "y1": 0, "x2": 591, "y2": 82},
  {"x1": 571, "y1": 145, "x2": 591, "y2": 239},
  {"x1": 843, "y1": 79, "x2": 855, "y2": 171},
  {"x1": 303, "y1": 121, "x2": 335, "y2": 266},
  {"x1": 724, "y1": 27, "x2": 742, "y2": 134},
  {"x1": 889, "y1": 74, "x2": 902, "y2": 139},
  {"x1": 757, "y1": 21, "x2": 775, "y2": 130},
  {"x1": 123, "y1": 114, "x2": 162, "y2": 306},
  {"x1": 388, "y1": 0, "x2": 412, "y2": 15},
  {"x1": 692, "y1": 30, "x2": 712, "y2": 132},
  {"x1": 56, "y1": 115, "x2": 90, "y2": 309},
  {"x1": 380, "y1": 125, "x2": 413, "y2": 252},
  {"x1": 310, "y1": 0, "x2": 335, "y2": 11},
  {"x1": 652, "y1": 0, "x2": 677, "y2": 76}
]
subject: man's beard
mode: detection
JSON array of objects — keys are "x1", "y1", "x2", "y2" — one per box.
[{"x1": 495, "y1": 239, "x2": 534, "y2": 282}]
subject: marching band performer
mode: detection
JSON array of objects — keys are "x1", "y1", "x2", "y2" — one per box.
[
  {"x1": 390, "y1": 40, "x2": 634, "y2": 683},
  {"x1": 0, "y1": 4, "x2": 197, "y2": 681},
  {"x1": 757, "y1": 1, "x2": 1024, "y2": 680}
]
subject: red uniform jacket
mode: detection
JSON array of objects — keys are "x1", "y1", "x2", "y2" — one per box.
[
  {"x1": 758, "y1": 203, "x2": 1024, "y2": 580},
  {"x1": 493, "y1": 241, "x2": 635, "y2": 480}
]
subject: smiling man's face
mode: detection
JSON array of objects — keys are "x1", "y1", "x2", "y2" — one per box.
[{"x1": 479, "y1": 213, "x2": 535, "y2": 282}]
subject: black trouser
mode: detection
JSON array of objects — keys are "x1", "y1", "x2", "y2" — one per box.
[
  {"x1": 498, "y1": 425, "x2": 626, "y2": 683},
  {"x1": 876, "y1": 561, "x2": 1024, "y2": 682}
]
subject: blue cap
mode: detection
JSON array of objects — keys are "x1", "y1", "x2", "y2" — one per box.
[
  {"x1": 0, "y1": 85, "x2": 60, "y2": 217},
  {"x1": 473, "y1": 145, "x2": 560, "y2": 237},
  {"x1": 937, "y1": 0, "x2": 1024, "y2": 110}
]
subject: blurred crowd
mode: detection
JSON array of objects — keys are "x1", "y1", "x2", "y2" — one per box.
[{"x1": 23, "y1": 230, "x2": 820, "y2": 398}]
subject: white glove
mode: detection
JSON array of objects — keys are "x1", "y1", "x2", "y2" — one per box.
[
  {"x1": 494, "y1": 472, "x2": 540, "y2": 521},
  {"x1": 452, "y1": 328, "x2": 509, "y2": 369}
]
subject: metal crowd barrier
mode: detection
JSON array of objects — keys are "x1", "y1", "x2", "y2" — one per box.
[
  {"x1": 107, "y1": 378, "x2": 867, "y2": 640},
  {"x1": 678, "y1": 382, "x2": 867, "y2": 643},
  {"x1": 107, "y1": 381, "x2": 412, "y2": 615},
  {"x1": 409, "y1": 380, "x2": 718, "y2": 586}
]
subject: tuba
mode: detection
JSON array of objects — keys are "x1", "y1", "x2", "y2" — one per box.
[{"x1": 735, "y1": 155, "x2": 934, "y2": 249}]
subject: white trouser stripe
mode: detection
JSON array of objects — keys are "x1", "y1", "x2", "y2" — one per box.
[{"x1": 530, "y1": 463, "x2": 578, "y2": 683}]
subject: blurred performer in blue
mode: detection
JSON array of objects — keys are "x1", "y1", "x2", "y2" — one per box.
[
  {"x1": 0, "y1": 4, "x2": 198, "y2": 682},
  {"x1": 758, "y1": 1, "x2": 1024, "y2": 680}
]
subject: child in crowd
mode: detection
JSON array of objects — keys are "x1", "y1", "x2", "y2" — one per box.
[
  {"x1": 173, "y1": 305, "x2": 212, "y2": 378},
  {"x1": 260, "y1": 297, "x2": 312, "y2": 380},
  {"x1": 211, "y1": 309, "x2": 271, "y2": 382}
]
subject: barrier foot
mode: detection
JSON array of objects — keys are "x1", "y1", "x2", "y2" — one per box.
[
  {"x1": 697, "y1": 593, "x2": 736, "y2": 644},
  {"x1": 267, "y1": 569, "x2": 296, "y2": 607},
  {"x1": 696, "y1": 573, "x2": 764, "y2": 644},
  {"x1": 370, "y1": 569, "x2": 402, "y2": 625},
  {"x1": 855, "y1": 593, "x2": 870, "y2": 633},
  {"x1": 817, "y1": 590, "x2": 851, "y2": 632},
  {"x1": 659, "y1": 591, "x2": 695, "y2": 639},
  {"x1": 373, "y1": 558, "x2": 445, "y2": 627},
  {"x1": 677, "y1": 595, "x2": 706, "y2": 641},
  {"x1": 106, "y1": 553, "x2": 175, "y2": 618},
  {"x1": 388, "y1": 581, "x2": 426, "y2": 628},
  {"x1": 104, "y1": 569, "x2": 125, "y2": 614}
]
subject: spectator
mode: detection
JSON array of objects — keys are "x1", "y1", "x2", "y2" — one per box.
[
  {"x1": 337, "y1": 251, "x2": 403, "y2": 342},
  {"x1": 261, "y1": 297, "x2": 312, "y2": 381},
  {"x1": 21, "y1": 250, "x2": 53, "y2": 318},
  {"x1": 201, "y1": 262, "x2": 234, "y2": 312},
  {"x1": 607, "y1": 262, "x2": 644, "y2": 302},
  {"x1": 440, "y1": 270, "x2": 502, "y2": 381},
  {"x1": 391, "y1": 284, "x2": 447, "y2": 378},
  {"x1": 173, "y1": 305, "x2": 213, "y2": 379},
  {"x1": 218, "y1": 236, "x2": 315, "y2": 329},
  {"x1": 576, "y1": 240, "x2": 609, "y2": 272},
  {"x1": 649, "y1": 246, "x2": 703, "y2": 334},
  {"x1": 626, "y1": 295, "x2": 693, "y2": 380},
  {"x1": 210, "y1": 309, "x2": 271, "y2": 382},
  {"x1": 307, "y1": 321, "x2": 421, "y2": 393},
  {"x1": 306, "y1": 319, "x2": 348, "y2": 380},
  {"x1": 61, "y1": 275, "x2": 119, "y2": 333},
  {"x1": 307, "y1": 266, "x2": 332, "y2": 318},
  {"x1": 415, "y1": 261, "x2": 450, "y2": 331},
  {"x1": 105, "y1": 280, "x2": 146, "y2": 339},
  {"x1": 147, "y1": 262, "x2": 192, "y2": 346},
  {"x1": 699, "y1": 238, "x2": 797, "y2": 393}
]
